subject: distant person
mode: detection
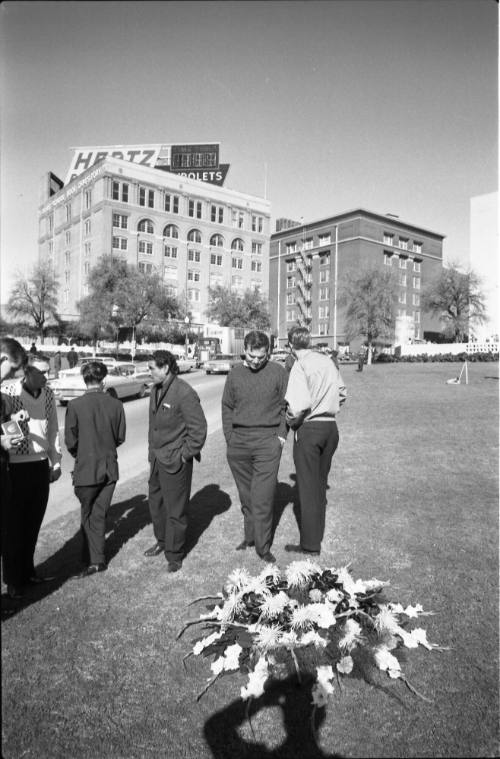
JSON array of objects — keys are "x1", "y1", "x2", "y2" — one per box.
[
  {"x1": 329, "y1": 350, "x2": 340, "y2": 370},
  {"x1": 53, "y1": 351, "x2": 62, "y2": 378},
  {"x1": 65, "y1": 361, "x2": 126, "y2": 577},
  {"x1": 357, "y1": 345, "x2": 367, "y2": 372},
  {"x1": 144, "y1": 351, "x2": 207, "y2": 573},
  {"x1": 67, "y1": 348, "x2": 78, "y2": 369},
  {"x1": 222, "y1": 330, "x2": 288, "y2": 564},
  {"x1": 284, "y1": 327, "x2": 346, "y2": 556},
  {"x1": 29, "y1": 342, "x2": 37, "y2": 355},
  {"x1": 2, "y1": 353, "x2": 62, "y2": 595}
]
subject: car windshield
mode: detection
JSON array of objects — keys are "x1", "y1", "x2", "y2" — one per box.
[{"x1": 214, "y1": 355, "x2": 235, "y2": 360}]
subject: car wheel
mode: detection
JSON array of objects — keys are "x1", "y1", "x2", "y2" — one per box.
[
  {"x1": 137, "y1": 384, "x2": 147, "y2": 399},
  {"x1": 106, "y1": 388, "x2": 118, "y2": 399},
  {"x1": 206, "y1": 370, "x2": 211, "y2": 375}
]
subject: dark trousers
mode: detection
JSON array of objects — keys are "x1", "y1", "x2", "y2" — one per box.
[
  {"x1": 293, "y1": 422, "x2": 339, "y2": 552},
  {"x1": 74, "y1": 481, "x2": 116, "y2": 566},
  {"x1": 5, "y1": 460, "x2": 50, "y2": 585},
  {"x1": 226, "y1": 429, "x2": 282, "y2": 556},
  {"x1": 148, "y1": 457, "x2": 193, "y2": 563}
]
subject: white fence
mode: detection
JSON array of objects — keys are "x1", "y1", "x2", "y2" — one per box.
[{"x1": 399, "y1": 342, "x2": 499, "y2": 357}]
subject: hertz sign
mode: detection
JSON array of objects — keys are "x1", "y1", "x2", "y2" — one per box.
[{"x1": 65, "y1": 143, "x2": 230, "y2": 186}]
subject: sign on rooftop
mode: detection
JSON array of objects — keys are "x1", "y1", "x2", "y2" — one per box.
[{"x1": 65, "y1": 143, "x2": 229, "y2": 186}]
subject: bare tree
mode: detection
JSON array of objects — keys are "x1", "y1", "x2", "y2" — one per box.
[
  {"x1": 422, "y1": 262, "x2": 487, "y2": 341},
  {"x1": 206, "y1": 285, "x2": 271, "y2": 330},
  {"x1": 7, "y1": 261, "x2": 59, "y2": 343},
  {"x1": 339, "y1": 267, "x2": 398, "y2": 355}
]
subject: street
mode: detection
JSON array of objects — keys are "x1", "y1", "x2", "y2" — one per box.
[{"x1": 43, "y1": 370, "x2": 226, "y2": 527}]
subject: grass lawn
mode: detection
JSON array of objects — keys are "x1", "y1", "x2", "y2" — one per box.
[{"x1": 2, "y1": 362, "x2": 499, "y2": 758}]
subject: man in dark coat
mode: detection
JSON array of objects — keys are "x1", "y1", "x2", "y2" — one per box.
[
  {"x1": 67, "y1": 348, "x2": 78, "y2": 369},
  {"x1": 144, "y1": 350, "x2": 207, "y2": 573},
  {"x1": 65, "y1": 361, "x2": 126, "y2": 577}
]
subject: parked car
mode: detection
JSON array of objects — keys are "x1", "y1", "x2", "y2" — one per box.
[
  {"x1": 173, "y1": 356, "x2": 198, "y2": 374},
  {"x1": 270, "y1": 350, "x2": 289, "y2": 364},
  {"x1": 49, "y1": 361, "x2": 153, "y2": 405},
  {"x1": 204, "y1": 354, "x2": 241, "y2": 374}
]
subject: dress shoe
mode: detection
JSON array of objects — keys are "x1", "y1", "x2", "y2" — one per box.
[
  {"x1": 235, "y1": 540, "x2": 255, "y2": 551},
  {"x1": 166, "y1": 561, "x2": 182, "y2": 573},
  {"x1": 144, "y1": 544, "x2": 163, "y2": 557},
  {"x1": 284, "y1": 543, "x2": 320, "y2": 556},
  {"x1": 7, "y1": 585, "x2": 24, "y2": 599},
  {"x1": 76, "y1": 563, "x2": 107, "y2": 578},
  {"x1": 259, "y1": 551, "x2": 276, "y2": 564}
]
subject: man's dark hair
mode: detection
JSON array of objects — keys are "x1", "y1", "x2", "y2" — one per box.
[
  {"x1": 27, "y1": 352, "x2": 51, "y2": 366},
  {"x1": 81, "y1": 361, "x2": 108, "y2": 385},
  {"x1": 152, "y1": 350, "x2": 179, "y2": 375},
  {"x1": 244, "y1": 331, "x2": 269, "y2": 351},
  {"x1": 288, "y1": 326, "x2": 311, "y2": 350},
  {"x1": 1, "y1": 337, "x2": 27, "y2": 367}
]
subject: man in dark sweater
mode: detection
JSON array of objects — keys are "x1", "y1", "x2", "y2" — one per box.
[{"x1": 222, "y1": 331, "x2": 288, "y2": 563}]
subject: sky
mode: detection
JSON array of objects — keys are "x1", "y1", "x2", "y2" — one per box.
[{"x1": 1, "y1": 0, "x2": 498, "y2": 303}]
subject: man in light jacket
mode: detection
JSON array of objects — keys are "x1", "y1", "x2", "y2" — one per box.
[{"x1": 284, "y1": 327, "x2": 347, "y2": 556}]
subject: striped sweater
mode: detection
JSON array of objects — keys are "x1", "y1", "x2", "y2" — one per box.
[{"x1": 1, "y1": 379, "x2": 62, "y2": 466}]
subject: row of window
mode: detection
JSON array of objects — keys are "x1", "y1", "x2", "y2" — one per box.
[
  {"x1": 383, "y1": 234, "x2": 422, "y2": 253},
  {"x1": 112, "y1": 181, "x2": 265, "y2": 230},
  {"x1": 284, "y1": 309, "x2": 421, "y2": 326},
  {"x1": 284, "y1": 234, "x2": 423, "y2": 255},
  {"x1": 384, "y1": 253, "x2": 421, "y2": 271}
]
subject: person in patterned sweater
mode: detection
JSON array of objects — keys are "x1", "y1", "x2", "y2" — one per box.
[{"x1": 2, "y1": 353, "x2": 62, "y2": 596}]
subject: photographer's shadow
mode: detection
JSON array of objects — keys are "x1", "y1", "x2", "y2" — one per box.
[
  {"x1": 184, "y1": 484, "x2": 231, "y2": 557},
  {"x1": 272, "y1": 476, "x2": 300, "y2": 541},
  {"x1": 204, "y1": 674, "x2": 343, "y2": 759}
]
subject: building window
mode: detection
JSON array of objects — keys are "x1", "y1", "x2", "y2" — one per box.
[
  {"x1": 319, "y1": 286, "x2": 329, "y2": 300},
  {"x1": 187, "y1": 229, "x2": 202, "y2": 244},
  {"x1": 112, "y1": 236, "x2": 128, "y2": 250},
  {"x1": 318, "y1": 323, "x2": 328, "y2": 336},
  {"x1": 231, "y1": 275, "x2": 243, "y2": 289},
  {"x1": 285, "y1": 242, "x2": 297, "y2": 254},
  {"x1": 303, "y1": 238, "x2": 314, "y2": 250},
  {"x1": 414, "y1": 260, "x2": 421, "y2": 273},
  {"x1": 113, "y1": 213, "x2": 128, "y2": 229},
  {"x1": 138, "y1": 219, "x2": 154, "y2": 234},
  {"x1": 400, "y1": 274, "x2": 407, "y2": 287},
  {"x1": 250, "y1": 279, "x2": 262, "y2": 292},
  {"x1": 383, "y1": 233, "x2": 394, "y2": 245},
  {"x1": 139, "y1": 262, "x2": 153, "y2": 274},
  {"x1": 65, "y1": 204, "x2": 72, "y2": 222},
  {"x1": 414, "y1": 310, "x2": 420, "y2": 323},
  {"x1": 384, "y1": 252, "x2": 392, "y2": 266},
  {"x1": 210, "y1": 273, "x2": 223, "y2": 287},
  {"x1": 398, "y1": 237, "x2": 408, "y2": 250},
  {"x1": 413, "y1": 293, "x2": 420, "y2": 306},
  {"x1": 188, "y1": 249, "x2": 201, "y2": 263},
  {"x1": 397, "y1": 308, "x2": 406, "y2": 318},
  {"x1": 252, "y1": 215, "x2": 263, "y2": 233},
  {"x1": 319, "y1": 269, "x2": 330, "y2": 283},
  {"x1": 64, "y1": 290, "x2": 69, "y2": 305},
  {"x1": 231, "y1": 238, "x2": 244, "y2": 252},
  {"x1": 65, "y1": 231, "x2": 71, "y2": 246},
  {"x1": 252, "y1": 242, "x2": 263, "y2": 255},
  {"x1": 164, "y1": 245, "x2": 178, "y2": 259},
  {"x1": 164, "y1": 265, "x2": 177, "y2": 280},
  {"x1": 210, "y1": 233, "x2": 224, "y2": 247},
  {"x1": 139, "y1": 241, "x2": 153, "y2": 255},
  {"x1": 187, "y1": 270, "x2": 201, "y2": 282},
  {"x1": 84, "y1": 219, "x2": 91, "y2": 236},
  {"x1": 413, "y1": 277, "x2": 421, "y2": 289},
  {"x1": 139, "y1": 187, "x2": 155, "y2": 208},
  {"x1": 211, "y1": 204, "x2": 224, "y2": 223},
  {"x1": 64, "y1": 252, "x2": 71, "y2": 267},
  {"x1": 165, "y1": 284, "x2": 178, "y2": 297},
  {"x1": 232, "y1": 257, "x2": 243, "y2": 269},
  {"x1": 84, "y1": 261, "x2": 90, "y2": 276},
  {"x1": 286, "y1": 292, "x2": 294, "y2": 304},
  {"x1": 112, "y1": 181, "x2": 129, "y2": 202},
  {"x1": 320, "y1": 252, "x2": 330, "y2": 265},
  {"x1": 251, "y1": 260, "x2": 262, "y2": 272},
  {"x1": 399, "y1": 258, "x2": 407, "y2": 269},
  {"x1": 232, "y1": 209, "x2": 245, "y2": 229},
  {"x1": 319, "y1": 305, "x2": 330, "y2": 319},
  {"x1": 414, "y1": 326, "x2": 421, "y2": 340},
  {"x1": 188, "y1": 200, "x2": 202, "y2": 219},
  {"x1": 413, "y1": 242, "x2": 422, "y2": 254},
  {"x1": 164, "y1": 194, "x2": 179, "y2": 213},
  {"x1": 286, "y1": 276, "x2": 296, "y2": 288},
  {"x1": 399, "y1": 292, "x2": 406, "y2": 304},
  {"x1": 286, "y1": 309, "x2": 295, "y2": 322},
  {"x1": 318, "y1": 233, "x2": 331, "y2": 246},
  {"x1": 163, "y1": 224, "x2": 179, "y2": 239},
  {"x1": 188, "y1": 288, "x2": 200, "y2": 302},
  {"x1": 210, "y1": 254, "x2": 223, "y2": 266},
  {"x1": 65, "y1": 270, "x2": 70, "y2": 285},
  {"x1": 48, "y1": 241, "x2": 54, "y2": 257},
  {"x1": 84, "y1": 190, "x2": 92, "y2": 210},
  {"x1": 84, "y1": 242, "x2": 91, "y2": 258},
  {"x1": 48, "y1": 215, "x2": 54, "y2": 233},
  {"x1": 286, "y1": 260, "x2": 297, "y2": 272}
]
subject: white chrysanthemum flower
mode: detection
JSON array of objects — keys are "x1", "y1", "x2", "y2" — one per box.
[
  {"x1": 325, "y1": 588, "x2": 343, "y2": 604},
  {"x1": 398, "y1": 629, "x2": 420, "y2": 649},
  {"x1": 223, "y1": 643, "x2": 243, "y2": 671},
  {"x1": 408, "y1": 627, "x2": 433, "y2": 650},
  {"x1": 240, "y1": 656, "x2": 269, "y2": 700},
  {"x1": 299, "y1": 630, "x2": 327, "y2": 648},
  {"x1": 403, "y1": 603, "x2": 424, "y2": 618},
  {"x1": 306, "y1": 603, "x2": 337, "y2": 630},
  {"x1": 279, "y1": 630, "x2": 299, "y2": 648},
  {"x1": 255, "y1": 624, "x2": 282, "y2": 651},
  {"x1": 192, "y1": 630, "x2": 224, "y2": 656},
  {"x1": 359, "y1": 577, "x2": 389, "y2": 593},
  {"x1": 374, "y1": 646, "x2": 401, "y2": 678},
  {"x1": 311, "y1": 665, "x2": 335, "y2": 706},
  {"x1": 215, "y1": 594, "x2": 245, "y2": 624},
  {"x1": 290, "y1": 605, "x2": 314, "y2": 630},
  {"x1": 225, "y1": 567, "x2": 252, "y2": 593},
  {"x1": 211, "y1": 656, "x2": 225, "y2": 675},
  {"x1": 258, "y1": 564, "x2": 282, "y2": 584},
  {"x1": 387, "y1": 602, "x2": 404, "y2": 614},
  {"x1": 338, "y1": 618, "x2": 363, "y2": 651},
  {"x1": 259, "y1": 591, "x2": 290, "y2": 619},
  {"x1": 286, "y1": 559, "x2": 322, "y2": 589},
  {"x1": 374, "y1": 605, "x2": 401, "y2": 634},
  {"x1": 309, "y1": 589, "x2": 323, "y2": 603},
  {"x1": 335, "y1": 566, "x2": 359, "y2": 596},
  {"x1": 336, "y1": 655, "x2": 354, "y2": 674}
]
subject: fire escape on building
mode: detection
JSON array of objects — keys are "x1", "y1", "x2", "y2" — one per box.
[{"x1": 295, "y1": 245, "x2": 312, "y2": 325}]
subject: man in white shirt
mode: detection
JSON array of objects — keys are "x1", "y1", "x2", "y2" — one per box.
[{"x1": 284, "y1": 327, "x2": 346, "y2": 556}]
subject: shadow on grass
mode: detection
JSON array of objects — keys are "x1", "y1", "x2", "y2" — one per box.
[
  {"x1": 1, "y1": 493, "x2": 150, "y2": 621},
  {"x1": 204, "y1": 674, "x2": 343, "y2": 759},
  {"x1": 184, "y1": 483, "x2": 232, "y2": 557}
]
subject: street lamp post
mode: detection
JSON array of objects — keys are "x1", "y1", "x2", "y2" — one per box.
[{"x1": 184, "y1": 315, "x2": 190, "y2": 357}]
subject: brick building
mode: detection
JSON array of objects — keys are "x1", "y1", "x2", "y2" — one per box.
[{"x1": 269, "y1": 209, "x2": 445, "y2": 349}]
